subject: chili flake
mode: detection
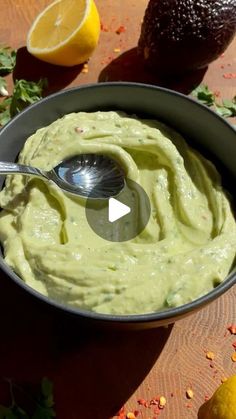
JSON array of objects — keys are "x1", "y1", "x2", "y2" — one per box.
[
  {"x1": 153, "y1": 406, "x2": 161, "y2": 415},
  {"x1": 232, "y1": 341, "x2": 236, "y2": 349},
  {"x1": 116, "y1": 25, "x2": 126, "y2": 34},
  {"x1": 223, "y1": 73, "x2": 236, "y2": 79},
  {"x1": 186, "y1": 388, "x2": 194, "y2": 399},
  {"x1": 117, "y1": 406, "x2": 125, "y2": 419},
  {"x1": 227, "y1": 324, "x2": 236, "y2": 334},
  {"x1": 82, "y1": 63, "x2": 89, "y2": 73},
  {"x1": 137, "y1": 398, "x2": 148, "y2": 407},
  {"x1": 101, "y1": 23, "x2": 109, "y2": 32},
  {"x1": 204, "y1": 395, "x2": 210, "y2": 401},
  {"x1": 206, "y1": 351, "x2": 215, "y2": 360},
  {"x1": 150, "y1": 396, "x2": 160, "y2": 405},
  {"x1": 159, "y1": 396, "x2": 166, "y2": 409},
  {"x1": 231, "y1": 352, "x2": 236, "y2": 362},
  {"x1": 75, "y1": 127, "x2": 84, "y2": 133}
]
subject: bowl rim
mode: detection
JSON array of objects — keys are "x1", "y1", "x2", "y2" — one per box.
[{"x1": 0, "y1": 81, "x2": 235, "y2": 324}]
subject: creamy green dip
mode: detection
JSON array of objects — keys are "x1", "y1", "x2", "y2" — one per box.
[{"x1": 0, "y1": 111, "x2": 235, "y2": 315}]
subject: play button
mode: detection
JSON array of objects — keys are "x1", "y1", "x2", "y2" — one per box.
[
  {"x1": 85, "y1": 178, "x2": 151, "y2": 242},
  {"x1": 109, "y1": 198, "x2": 131, "y2": 222}
]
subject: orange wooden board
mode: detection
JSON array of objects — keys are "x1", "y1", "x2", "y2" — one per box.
[{"x1": 0, "y1": 1, "x2": 235, "y2": 418}]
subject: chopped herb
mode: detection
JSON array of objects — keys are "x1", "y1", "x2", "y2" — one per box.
[
  {"x1": 192, "y1": 85, "x2": 236, "y2": 119},
  {"x1": 0, "y1": 378, "x2": 55, "y2": 419},
  {"x1": 0, "y1": 77, "x2": 9, "y2": 96},
  {"x1": 10, "y1": 78, "x2": 48, "y2": 117},
  {"x1": 0, "y1": 47, "x2": 16, "y2": 75},
  {"x1": 215, "y1": 97, "x2": 236, "y2": 118},
  {"x1": 0, "y1": 97, "x2": 11, "y2": 126},
  {"x1": 192, "y1": 84, "x2": 215, "y2": 106}
]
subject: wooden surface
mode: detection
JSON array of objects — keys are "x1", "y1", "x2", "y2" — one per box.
[{"x1": 0, "y1": 1, "x2": 236, "y2": 418}]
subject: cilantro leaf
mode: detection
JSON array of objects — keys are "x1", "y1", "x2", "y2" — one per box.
[
  {"x1": 0, "y1": 97, "x2": 11, "y2": 126},
  {"x1": 0, "y1": 47, "x2": 16, "y2": 75},
  {"x1": 191, "y1": 84, "x2": 215, "y2": 106},
  {"x1": 0, "y1": 77, "x2": 9, "y2": 96},
  {"x1": 215, "y1": 97, "x2": 236, "y2": 118},
  {"x1": 0, "y1": 378, "x2": 55, "y2": 419},
  {"x1": 192, "y1": 85, "x2": 236, "y2": 120},
  {"x1": 10, "y1": 78, "x2": 48, "y2": 116},
  {"x1": 41, "y1": 378, "x2": 53, "y2": 402}
]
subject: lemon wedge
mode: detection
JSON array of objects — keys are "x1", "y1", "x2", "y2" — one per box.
[
  {"x1": 198, "y1": 375, "x2": 236, "y2": 419},
  {"x1": 27, "y1": 0, "x2": 100, "y2": 66}
]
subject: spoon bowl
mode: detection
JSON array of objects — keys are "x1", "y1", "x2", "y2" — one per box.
[{"x1": 0, "y1": 154, "x2": 125, "y2": 199}]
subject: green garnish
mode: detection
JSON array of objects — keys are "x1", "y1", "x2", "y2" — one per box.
[
  {"x1": 0, "y1": 77, "x2": 9, "y2": 97},
  {"x1": 192, "y1": 84, "x2": 215, "y2": 106},
  {"x1": 10, "y1": 79, "x2": 48, "y2": 117},
  {"x1": 0, "y1": 47, "x2": 16, "y2": 75},
  {"x1": 192, "y1": 84, "x2": 236, "y2": 119},
  {"x1": 0, "y1": 378, "x2": 55, "y2": 419},
  {"x1": 0, "y1": 78, "x2": 48, "y2": 126},
  {"x1": 0, "y1": 98, "x2": 11, "y2": 126},
  {"x1": 215, "y1": 98, "x2": 236, "y2": 118}
]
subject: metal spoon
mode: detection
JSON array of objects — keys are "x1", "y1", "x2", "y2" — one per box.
[{"x1": 0, "y1": 154, "x2": 125, "y2": 199}]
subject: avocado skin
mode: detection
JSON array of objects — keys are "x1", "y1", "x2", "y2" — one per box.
[{"x1": 138, "y1": 0, "x2": 236, "y2": 75}]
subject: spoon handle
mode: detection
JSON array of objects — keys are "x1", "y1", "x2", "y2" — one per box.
[{"x1": 0, "y1": 161, "x2": 47, "y2": 180}]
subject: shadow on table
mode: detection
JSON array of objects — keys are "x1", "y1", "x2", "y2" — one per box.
[
  {"x1": 13, "y1": 47, "x2": 82, "y2": 95},
  {"x1": 0, "y1": 273, "x2": 172, "y2": 419},
  {"x1": 98, "y1": 47, "x2": 207, "y2": 94}
]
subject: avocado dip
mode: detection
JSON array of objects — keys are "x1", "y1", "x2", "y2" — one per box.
[{"x1": 0, "y1": 111, "x2": 235, "y2": 315}]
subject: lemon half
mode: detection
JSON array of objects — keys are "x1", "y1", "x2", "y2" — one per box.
[
  {"x1": 27, "y1": 0, "x2": 100, "y2": 66},
  {"x1": 198, "y1": 375, "x2": 236, "y2": 419}
]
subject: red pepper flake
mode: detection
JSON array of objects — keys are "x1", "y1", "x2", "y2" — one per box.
[
  {"x1": 137, "y1": 398, "x2": 148, "y2": 408},
  {"x1": 101, "y1": 23, "x2": 109, "y2": 32},
  {"x1": 186, "y1": 388, "x2": 194, "y2": 399},
  {"x1": 117, "y1": 406, "x2": 126, "y2": 419},
  {"x1": 232, "y1": 341, "x2": 236, "y2": 349},
  {"x1": 150, "y1": 396, "x2": 160, "y2": 406},
  {"x1": 227, "y1": 324, "x2": 236, "y2": 334},
  {"x1": 116, "y1": 25, "x2": 126, "y2": 34},
  {"x1": 81, "y1": 62, "x2": 88, "y2": 72},
  {"x1": 158, "y1": 396, "x2": 166, "y2": 409},
  {"x1": 223, "y1": 73, "x2": 236, "y2": 79},
  {"x1": 75, "y1": 127, "x2": 84, "y2": 133},
  {"x1": 170, "y1": 392, "x2": 174, "y2": 397},
  {"x1": 186, "y1": 403, "x2": 192, "y2": 408},
  {"x1": 133, "y1": 411, "x2": 139, "y2": 417},
  {"x1": 214, "y1": 90, "x2": 221, "y2": 97},
  {"x1": 206, "y1": 351, "x2": 215, "y2": 360},
  {"x1": 231, "y1": 352, "x2": 236, "y2": 362},
  {"x1": 205, "y1": 395, "x2": 210, "y2": 401},
  {"x1": 153, "y1": 407, "x2": 161, "y2": 415}
]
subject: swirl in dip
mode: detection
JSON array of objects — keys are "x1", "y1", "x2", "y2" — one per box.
[{"x1": 0, "y1": 111, "x2": 235, "y2": 315}]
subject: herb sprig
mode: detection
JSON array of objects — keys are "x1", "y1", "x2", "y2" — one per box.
[
  {"x1": 192, "y1": 84, "x2": 236, "y2": 118},
  {"x1": 0, "y1": 47, "x2": 16, "y2": 75},
  {"x1": 0, "y1": 378, "x2": 55, "y2": 419},
  {"x1": 0, "y1": 45, "x2": 47, "y2": 126}
]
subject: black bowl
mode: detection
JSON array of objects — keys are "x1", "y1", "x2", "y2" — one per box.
[{"x1": 0, "y1": 82, "x2": 235, "y2": 329}]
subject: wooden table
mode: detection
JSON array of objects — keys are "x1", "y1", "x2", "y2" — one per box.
[{"x1": 0, "y1": 1, "x2": 235, "y2": 418}]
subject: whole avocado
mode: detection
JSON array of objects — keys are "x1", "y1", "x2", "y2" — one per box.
[{"x1": 138, "y1": 0, "x2": 236, "y2": 75}]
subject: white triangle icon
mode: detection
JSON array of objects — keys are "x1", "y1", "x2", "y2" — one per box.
[{"x1": 108, "y1": 198, "x2": 131, "y2": 223}]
